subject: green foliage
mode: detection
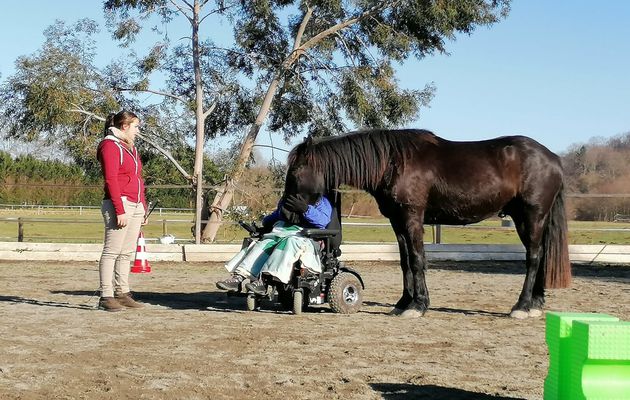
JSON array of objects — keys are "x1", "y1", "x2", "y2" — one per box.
[
  {"x1": 230, "y1": 0, "x2": 511, "y2": 138},
  {"x1": 0, "y1": 148, "x2": 222, "y2": 208},
  {"x1": 138, "y1": 43, "x2": 167, "y2": 74},
  {"x1": 1, "y1": 0, "x2": 513, "y2": 157},
  {"x1": 4, "y1": 207, "x2": 630, "y2": 245},
  {"x1": 103, "y1": 3, "x2": 254, "y2": 140},
  {"x1": 0, "y1": 19, "x2": 119, "y2": 173},
  {"x1": 1, "y1": 0, "x2": 513, "y2": 225},
  {"x1": 142, "y1": 142, "x2": 222, "y2": 208},
  {"x1": 339, "y1": 63, "x2": 433, "y2": 128},
  {"x1": 0, "y1": 151, "x2": 101, "y2": 205}
]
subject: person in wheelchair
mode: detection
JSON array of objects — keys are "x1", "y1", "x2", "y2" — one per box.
[{"x1": 215, "y1": 193, "x2": 332, "y2": 294}]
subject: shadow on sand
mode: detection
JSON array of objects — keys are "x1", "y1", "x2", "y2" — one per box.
[
  {"x1": 429, "y1": 260, "x2": 630, "y2": 282},
  {"x1": 47, "y1": 289, "x2": 297, "y2": 313},
  {"x1": 370, "y1": 383, "x2": 526, "y2": 400},
  {"x1": 0, "y1": 294, "x2": 96, "y2": 310}
]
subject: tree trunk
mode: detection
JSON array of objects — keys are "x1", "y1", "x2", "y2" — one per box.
[
  {"x1": 201, "y1": 77, "x2": 280, "y2": 242},
  {"x1": 200, "y1": 5, "x2": 384, "y2": 242},
  {"x1": 191, "y1": 0, "x2": 206, "y2": 244}
]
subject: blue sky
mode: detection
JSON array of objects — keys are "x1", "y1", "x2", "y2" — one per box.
[{"x1": 1, "y1": 0, "x2": 629, "y2": 158}]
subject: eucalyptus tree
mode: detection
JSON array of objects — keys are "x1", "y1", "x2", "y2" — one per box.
[
  {"x1": 0, "y1": 19, "x2": 117, "y2": 174},
  {"x1": 104, "y1": 0, "x2": 255, "y2": 242},
  {"x1": 202, "y1": 0, "x2": 511, "y2": 241},
  {"x1": 0, "y1": 17, "x2": 217, "y2": 230},
  {"x1": 1, "y1": 0, "x2": 511, "y2": 243},
  {"x1": 0, "y1": 2, "x2": 250, "y2": 243}
]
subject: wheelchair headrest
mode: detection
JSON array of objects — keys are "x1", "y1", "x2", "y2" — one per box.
[{"x1": 325, "y1": 191, "x2": 342, "y2": 250}]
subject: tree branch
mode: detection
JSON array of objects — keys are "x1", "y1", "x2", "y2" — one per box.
[
  {"x1": 114, "y1": 87, "x2": 189, "y2": 105},
  {"x1": 251, "y1": 144, "x2": 289, "y2": 152},
  {"x1": 293, "y1": 5, "x2": 313, "y2": 52},
  {"x1": 199, "y1": 0, "x2": 238, "y2": 24},
  {"x1": 369, "y1": 14, "x2": 412, "y2": 43},
  {"x1": 302, "y1": 52, "x2": 338, "y2": 81},
  {"x1": 335, "y1": 31, "x2": 358, "y2": 68},
  {"x1": 206, "y1": 46, "x2": 263, "y2": 65},
  {"x1": 351, "y1": 29, "x2": 378, "y2": 65},
  {"x1": 66, "y1": 106, "x2": 193, "y2": 182},
  {"x1": 294, "y1": 2, "x2": 396, "y2": 63},
  {"x1": 169, "y1": 0, "x2": 193, "y2": 23},
  {"x1": 68, "y1": 106, "x2": 105, "y2": 122},
  {"x1": 202, "y1": 100, "x2": 218, "y2": 120},
  {"x1": 139, "y1": 4, "x2": 171, "y2": 20},
  {"x1": 277, "y1": 5, "x2": 314, "y2": 70},
  {"x1": 138, "y1": 130, "x2": 193, "y2": 182}
]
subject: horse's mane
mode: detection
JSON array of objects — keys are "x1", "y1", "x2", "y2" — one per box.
[{"x1": 288, "y1": 129, "x2": 439, "y2": 190}]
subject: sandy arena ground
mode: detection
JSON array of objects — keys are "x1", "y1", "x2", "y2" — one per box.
[{"x1": 0, "y1": 259, "x2": 628, "y2": 399}]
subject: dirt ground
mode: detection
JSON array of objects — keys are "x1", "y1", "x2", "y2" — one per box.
[{"x1": 0, "y1": 260, "x2": 628, "y2": 400}]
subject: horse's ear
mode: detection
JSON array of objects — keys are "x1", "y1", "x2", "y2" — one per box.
[{"x1": 304, "y1": 135, "x2": 313, "y2": 146}]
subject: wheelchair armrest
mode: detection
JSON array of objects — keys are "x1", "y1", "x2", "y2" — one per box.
[{"x1": 301, "y1": 228, "x2": 340, "y2": 239}]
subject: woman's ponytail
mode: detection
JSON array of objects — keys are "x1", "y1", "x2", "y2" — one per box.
[{"x1": 103, "y1": 113, "x2": 116, "y2": 137}]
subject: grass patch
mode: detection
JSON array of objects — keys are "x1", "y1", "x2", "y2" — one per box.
[{"x1": 2, "y1": 209, "x2": 630, "y2": 245}]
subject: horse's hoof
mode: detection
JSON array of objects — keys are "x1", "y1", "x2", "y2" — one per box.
[
  {"x1": 528, "y1": 309, "x2": 543, "y2": 318},
  {"x1": 389, "y1": 308, "x2": 404, "y2": 316},
  {"x1": 399, "y1": 309, "x2": 424, "y2": 319},
  {"x1": 509, "y1": 310, "x2": 529, "y2": 319}
]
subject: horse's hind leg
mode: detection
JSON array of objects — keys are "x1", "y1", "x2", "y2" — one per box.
[
  {"x1": 510, "y1": 208, "x2": 546, "y2": 319},
  {"x1": 530, "y1": 260, "x2": 546, "y2": 313}
]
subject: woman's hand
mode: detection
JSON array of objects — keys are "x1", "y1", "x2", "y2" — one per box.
[{"x1": 117, "y1": 214, "x2": 128, "y2": 228}]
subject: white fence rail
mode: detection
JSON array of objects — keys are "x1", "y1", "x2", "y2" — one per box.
[
  {"x1": 0, "y1": 203, "x2": 191, "y2": 215},
  {"x1": 1, "y1": 242, "x2": 630, "y2": 263}
]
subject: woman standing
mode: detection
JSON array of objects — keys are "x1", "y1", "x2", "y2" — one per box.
[{"x1": 97, "y1": 110, "x2": 147, "y2": 312}]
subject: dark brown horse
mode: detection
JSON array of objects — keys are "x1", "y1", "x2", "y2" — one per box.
[{"x1": 285, "y1": 129, "x2": 571, "y2": 318}]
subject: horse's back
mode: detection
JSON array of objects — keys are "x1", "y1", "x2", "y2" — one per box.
[
  {"x1": 376, "y1": 130, "x2": 560, "y2": 166},
  {"x1": 389, "y1": 131, "x2": 564, "y2": 224},
  {"x1": 428, "y1": 134, "x2": 562, "y2": 181}
]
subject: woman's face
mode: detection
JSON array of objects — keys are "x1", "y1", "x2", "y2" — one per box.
[{"x1": 121, "y1": 118, "x2": 141, "y2": 144}]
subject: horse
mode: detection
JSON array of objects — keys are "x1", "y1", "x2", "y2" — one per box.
[{"x1": 284, "y1": 129, "x2": 571, "y2": 319}]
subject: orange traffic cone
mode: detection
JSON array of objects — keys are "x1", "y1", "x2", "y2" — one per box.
[{"x1": 131, "y1": 231, "x2": 152, "y2": 273}]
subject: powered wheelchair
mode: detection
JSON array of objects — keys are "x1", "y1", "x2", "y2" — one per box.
[{"x1": 234, "y1": 194, "x2": 364, "y2": 314}]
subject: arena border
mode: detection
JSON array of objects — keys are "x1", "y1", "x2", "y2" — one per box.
[{"x1": 1, "y1": 242, "x2": 630, "y2": 264}]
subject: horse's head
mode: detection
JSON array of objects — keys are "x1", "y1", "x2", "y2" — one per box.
[{"x1": 285, "y1": 137, "x2": 325, "y2": 205}]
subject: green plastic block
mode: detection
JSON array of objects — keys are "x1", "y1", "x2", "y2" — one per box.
[
  {"x1": 570, "y1": 320, "x2": 630, "y2": 400},
  {"x1": 544, "y1": 312, "x2": 619, "y2": 400}
]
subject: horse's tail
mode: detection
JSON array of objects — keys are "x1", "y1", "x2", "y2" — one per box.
[{"x1": 542, "y1": 185, "x2": 572, "y2": 289}]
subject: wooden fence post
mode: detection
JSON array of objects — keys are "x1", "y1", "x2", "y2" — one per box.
[
  {"x1": 434, "y1": 224, "x2": 442, "y2": 244},
  {"x1": 18, "y1": 217, "x2": 24, "y2": 242}
]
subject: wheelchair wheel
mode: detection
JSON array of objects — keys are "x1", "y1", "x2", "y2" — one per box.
[
  {"x1": 246, "y1": 293, "x2": 258, "y2": 311},
  {"x1": 277, "y1": 287, "x2": 293, "y2": 311},
  {"x1": 329, "y1": 272, "x2": 362, "y2": 314},
  {"x1": 292, "y1": 290, "x2": 303, "y2": 315}
]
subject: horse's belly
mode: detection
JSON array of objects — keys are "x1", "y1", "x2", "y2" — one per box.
[
  {"x1": 424, "y1": 208, "x2": 498, "y2": 225},
  {"x1": 424, "y1": 187, "x2": 513, "y2": 225},
  {"x1": 425, "y1": 214, "x2": 491, "y2": 225}
]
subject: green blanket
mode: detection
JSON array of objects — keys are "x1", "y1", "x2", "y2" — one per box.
[{"x1": 225, "y1": 222, "x2": 321, "y2": 284}]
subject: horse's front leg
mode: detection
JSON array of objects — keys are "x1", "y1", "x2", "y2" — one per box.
[
  {"x1": 399, "y1": 213, "x2": 429, "y2": 318},
  {"x1": 389, "y1": 224, "x2": 413, "y2": 315}
]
